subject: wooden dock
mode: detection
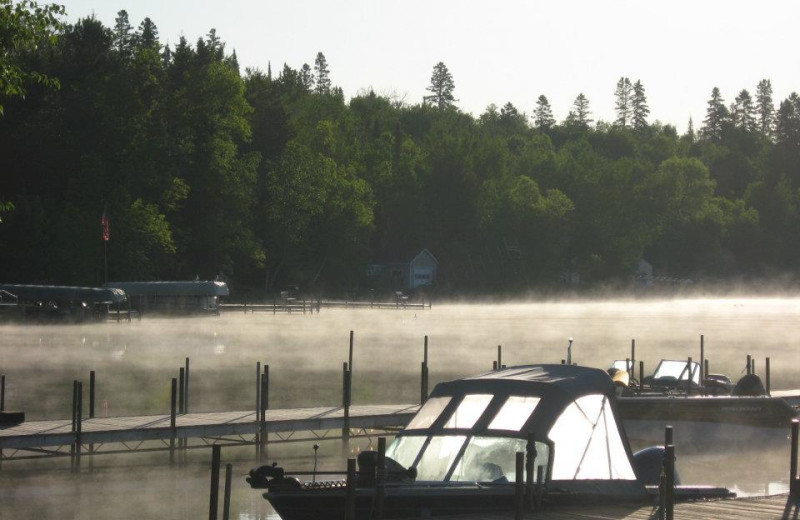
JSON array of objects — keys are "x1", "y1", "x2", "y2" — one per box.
[
  {"x1": 0, "y1": 403, "x2": 418, "y2": 463},
  {"x1": 219, "y1": 298, "x2": 431, "y2": 314},
  {"x1": 396, "y1": 493, "x2": 797, "y2": 519}
]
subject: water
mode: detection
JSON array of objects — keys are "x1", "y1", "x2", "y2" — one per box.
[{"x1": 1, "y1": 298, "x2": 799, "y2": 518}]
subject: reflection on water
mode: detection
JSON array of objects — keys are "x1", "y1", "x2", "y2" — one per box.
[{"x1": 2, "y1": 299, "x2": 800, "y2": 518}]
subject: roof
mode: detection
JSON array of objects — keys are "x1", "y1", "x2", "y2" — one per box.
[
  {"x1": 0, "y1": 284, "x2": 127, "y2": 304},
  {"x1": 103, "y1": 281, "x2": 229, "y2": 297},
  {"x1": 427, "y1": 364, "x2": 617, "y2": 439}
]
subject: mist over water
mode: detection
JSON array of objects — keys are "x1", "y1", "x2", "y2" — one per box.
[{"x1": 2, "y1": 298, "x2": 800, "y2": 518}]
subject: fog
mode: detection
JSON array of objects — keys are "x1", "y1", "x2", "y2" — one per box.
[{"x1": 1, "y1": 298, "x2": 799, "y2": 518}]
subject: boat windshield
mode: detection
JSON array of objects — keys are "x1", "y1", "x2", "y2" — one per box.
[
  {"x1": 653, "y1": 360, "x2": 700, "y2": 384},
  {"x1": 450, "y1": 437, "x2": 549, "y2": 483},
  {"x1": 405, "y1": 397, "x2": 451, "y2": 430},
  {"x1": 386, "y1": 435, "x2": 549, "y2": 483}
]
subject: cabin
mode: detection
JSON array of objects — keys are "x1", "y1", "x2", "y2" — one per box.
[
  {"x1": 103, "y1": 281, "x2": 228, "y2": 315},
  {"x1": 0, "y1": 283, "x2": 127, "y2": 321},
  {"x1": 366, "y1": 248, "x2": 438, "y2": 291}
]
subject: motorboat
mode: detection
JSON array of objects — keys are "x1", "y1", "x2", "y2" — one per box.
[
  {"x1": 608, "y1": 359, "x2": 799, "y2": 447},
  {"x1": 248, "y1": 364, "x2": 732, "y2": 519}
]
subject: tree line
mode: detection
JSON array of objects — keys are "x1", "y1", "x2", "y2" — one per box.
[{"x1": 2, "y1": 7, "x2": 800, "y2": 297}]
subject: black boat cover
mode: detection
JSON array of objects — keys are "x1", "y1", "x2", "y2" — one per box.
[{"x1": 0, "y1": 284, "x2": 127, "y2": 304}]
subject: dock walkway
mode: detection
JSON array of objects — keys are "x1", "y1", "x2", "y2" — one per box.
[
  {"x1": 0, "y1": 403, "x2": 418, "y2": 462},
  {"x1": 404, "y1": 493, "x2": 796, "y2": 520}
]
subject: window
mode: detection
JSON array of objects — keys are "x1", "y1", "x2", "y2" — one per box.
[
  {"x1": 450, "y1": 437, "x2": 549, "y2": 483},
  {"x1": 385, "y1": 435, "x2": 427, "y2": 469},
  {"x1": 548, "y1": 394, "x2": 636, "y2": 480},
  {"x1": 488, "y1": 396, "x2": 540, "y2": 431},
  {"x1": 444, "y1": 394, "x2": 493, "y2": 429},
  {"x1": 406, "y1": 397, "x2": 451, "y2": 430},
  {"x1": 414, "y1": 435, "x2": 467, "y2": 481}
]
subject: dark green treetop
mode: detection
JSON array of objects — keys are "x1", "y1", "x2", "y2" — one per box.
[{"x1": 423, "y1": 61, "x2": 456, "y2": 109}]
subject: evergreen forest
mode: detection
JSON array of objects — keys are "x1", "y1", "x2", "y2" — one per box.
[{"x1": 3, "y1": 7, "x2": 800, "y2": 298}]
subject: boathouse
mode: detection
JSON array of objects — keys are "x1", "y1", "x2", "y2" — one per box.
[
  {"x1": 366, "y1": 248, "x2": 438, "y2": 291},
  {"x1": 0, "y1": 283, "x2": 127, "y2": 321},
  {"x1": 103, "y1": 280, "x2": 228, "y2": 314}
]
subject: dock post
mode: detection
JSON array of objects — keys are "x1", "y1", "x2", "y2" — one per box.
[
  {"x1": 700, "y1": 335, "x2": 704, "y2": 383},
  {"x1": 342, "y1": 362, "x2": 351, "y2": 445},
  {"x1": 255, "y1": 362, "x2": 261, "y2": 457},
  {"x1": 260, "y1": 367, "x2": 269, "y2": 461},
  {"x1": 746, "y1": 354, "x2": 752, "y2": 375},
  {"x1": 766, "y1": 357, "x2": 771, "y2": 396},
  {"x1": 534, "y1": 466, "x2": 544, "y2": 511},
  {"x1": 345, "y1": 458, "x2": 356, "y2": 520},
  {"x1": 76, "y1": 381, "x2": 82, "y2": 470},
  {"x1": 704, "y1": 359, "x2": 709, "y2": 380},
  {"x1": 185, "y1": 357, "x2": 190, "y2": 414},
  {"x1": 493, "y1": 361, "x2": 498, "y2": 371},
  {"x1": 639, "y1": 361, "x2": 644, "y2": 392},
  {"x1": 630, "y1": 339, "x2": 636, "y2": 381},
  {"x1": 685, "y1": 357, "x2": 692, "y2": 396},
  {"x1": 209, "y1": 444, "x2": 221, "y2": 520},
  {"x1": 514, "y1": 452, "x2": 524, "y2": 520},
  {"x1": 170, "y1": 378, "x2": 177, "y2": 466},
  {"x1": 89, "y1": 371, "x2": 95, "y2": 418},
  {"x1": 179, "y1": 368, "x2": 185, "y2": 414},
  {"x1": 222, "y1": 463, "x2": 232, "y2": 520},
  {"x1": 0, "y1": 374, "x2": 4, "y2": 412},
  {"x1": 665, "y1": 425, "x2": 673, "y2": 447},
  {"x1": 525, "y1": 435, "x2": 535, "y2": 511},
  {"x1": 791, "y1": 419, "x2": 799, "y2": 497},
  {"x1": 375, "y1": 437, "x2": 386, "y2": 520},
  {"x1": 665, "y1": 444, "x2": 675, "y2": 520},
  {"x1": 421, "y1": 336, "x2": 429, "y2": 404},
  {"x1": 497, "y1": 345, "x2": 502, "y2": 370},
  {"x1": 349, "y1": 330, "x2": 354, "y2": 373},
  {"x1": 71, "y1": 380, "x2": 77, "y2": 471}
]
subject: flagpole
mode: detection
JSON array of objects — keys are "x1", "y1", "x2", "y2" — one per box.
[{"x1": 104, "y1": 240, "x2": 108, "y2": 284}]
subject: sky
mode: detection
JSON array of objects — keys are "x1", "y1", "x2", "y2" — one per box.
[{"x1": 56, "y1": 0, "x2": 800, "y2": 133}]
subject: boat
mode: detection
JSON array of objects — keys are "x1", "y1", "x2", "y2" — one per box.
[
  {"x1": 247, "y1": 364, "x2": 732, "y2": 519},
  {"x1": 607, "y1": 359, "x2": 800, "y2": 448}
]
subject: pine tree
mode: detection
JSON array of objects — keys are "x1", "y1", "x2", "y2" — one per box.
[
  {"x1": 566, "y1": 93, "x2": 592, "y2": 128},
  {"x1": 631, "y1": 80, "x2": 649, "y2": 130},
  {"x1": 756, "y1": 79, "x2": 775, "y2": 138},
  {"x1": 423, "y1": 62, "x2": 456, "y2": 109},
  {"x1": 113, "y1": 10, "x2": 133, "y2": 59},
  {"x1": 137, "y1": 17, "x2": 159, "y2": 50},
  {"x1": 533, "y1": 95, "x2": 555, "y2": 129},
  {"x1": 774, "y1": 93, "x2": 800, "y2": 145},
  {"x1": 733, "y1": 89, "x2": 757, "y2": 132},
  {"x1": 501, "y1": 102, "x2": 518, "y2": 119},
  {"x1": 299, "y1": 63, "x2": 314, "y2": 91},
  {"x1": 314, "y1": 52, "x2": 331, "y2": 94},
  {"x1": 702, "y1": 87, "x2": 728, "y2": 140},
  {"x1": 686, "y1": 117, "x2": 695, "y2": 142},
  {"x1": 614, "y1": 77, "x2": 632, "y2": 127}
]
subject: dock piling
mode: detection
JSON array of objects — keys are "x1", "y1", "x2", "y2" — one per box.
[
  {"x1": 179, "y1": 368, "x2": 185, "y2": 414},
  {"x1": 639, "y1": 361, "x2": 644, "y2": 392},
  {"x1": 497, "y1": 345, "x2": 502, "y2": 370},
  {"x1": 185, "y1": 357, "x2": 190, "y2": 413},
  {"x1": 170, "y1": 378, "x2": 177, "y2": 465},
  {"x1": 421, "y1": 336, "x2": 429, "y2": 404},
  {"x1": 665, "y1": 444, "x2": 675, "y2": 520},
  {"x1": 515, "y1": 452, "x2": 524, "y2": 520},
  {"x1": 791, "y1": 419, "x2": 799, "y2": 498},
  {"x1": 89, "y1": 371, "x2": 95, "y2": 418},
  {"x1": 747, "y1": 354, "x2": 752, "y2": 375},
  {"x1": 375, "y1": 437, "x2": 386, "y2": 520},
  {"x1": 255, "y1": 362, "x2": 261, "y2": 457},
  {"x1": 259, "y1": 368, "x2": 269, "y2": 461},
  {"x1": 700, "y1": 335, "x2": 705, "y2": 383},
  {"x1": 1, "y1": 374, "x2": 5, "y2": 411},
  {"x1": 209, "y1": 444, "x2": 221, "y2": 520},
  {"x1": 766, "y1": 357, "x2": 771, "y2": 396},
  {"x1": 345, "y1": 458, "x2": 356, "y2": 520},
  {"x1": 342, "y1": 362, "x2": 351, "y2": 444},
  {"x1": 70, "y1": 380, "x2": 77, "y2": 471},
  {"x1": 630, "y1": 339, "x2": 636, "y2": 381},
  {"x1": 222, "y1": 463, "x2": 232, "y2": 520},
  {"x1": 76, "y1": 381, "x2": 82, "y2": 470}
]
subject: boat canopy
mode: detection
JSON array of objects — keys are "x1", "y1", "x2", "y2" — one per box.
[
  {"x1": 0, "y1": 284, "x2": 127, "y2": 304},
  {"x1": 103, "y1": 281, "x2": 229, "y2": 297},
  {"x1": 392, "y1": 364, "x2": 639, "y2": 489}
]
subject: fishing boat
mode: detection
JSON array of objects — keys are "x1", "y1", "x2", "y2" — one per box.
[
  {"x1": 608, "y1": 359, "x2": 799, "y2": 447},
  {"x1": 247, "y1": 364, "x2": 732, "y2": 519}
]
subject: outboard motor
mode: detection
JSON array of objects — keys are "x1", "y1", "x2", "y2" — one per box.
[
  {"x1": 732, "y1": 373, "x2": 766, "y2": 396},
  {"x1": 247, "y1": 463, "x2": 302, "y2": 490},
  {"x1": 357, "y1": 451, "x2": 417, "y2": 486},
  {"x1": 632, "y1": 446, "x2": 680, "y2": 486}
]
